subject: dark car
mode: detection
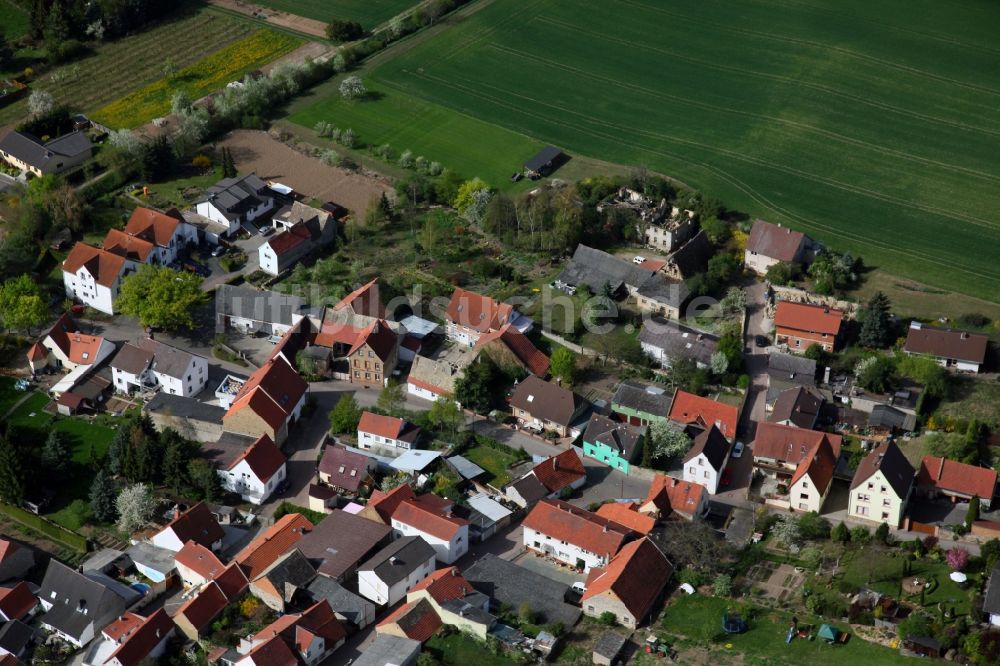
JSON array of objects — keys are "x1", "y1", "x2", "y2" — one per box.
[
  {"x1": 211, "y1": 244, "x2": 228, "y2": 257},
  {"x1": 275, "y1": 479, "x2": 290, "y2": 495},
  {"x1": 755, "y1": 335, "x2": 769, "y2": 348}
]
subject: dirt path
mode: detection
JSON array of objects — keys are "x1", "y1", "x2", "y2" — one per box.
[
  {"x1": 208, "y1": 0, "x2": 329, "y2": 38},
  {"x1": 218, "y1": 129, "x2": 393, "y2": 214}
]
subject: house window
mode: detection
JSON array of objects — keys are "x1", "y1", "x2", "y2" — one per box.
[
  {"x1": 867, "y1": 482, "x2": 874, "y2": 490},
  {"x1": 883, "y1": 499, "x2": 891, "y2": 507},
  {"x1": 857, "y1": 494, "x2": 870, "y2": 502},
  {"x1": 799, "y1": 503, "x2": 809, "y2": 510},
  {"x1": 882, "y1": 512, "x2": 890, "y2": 520},
  {"x1": 802, "y1": 481, "x2": 809, "y2": 488},
  {"x1": 697, "y1": 458, "x2": 703, "y2": 466},
  {"x1": 881, "y1": 486, "x2": 887, "y2": 493},
  {"x1": 800, "y1": 493, "x2": 809, "y2": 500},
  {"x1": 857, "y1": 506, "x2": 869, "y2": 516},
  {"x1": 688, "y1": 467, "x2": 696, "y2": 475}
]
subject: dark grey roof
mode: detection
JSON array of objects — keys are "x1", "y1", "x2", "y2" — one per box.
[
  {"x1": 582, "y1": 414, "x2": 642, "y2": 460},
  {"x1": 639, "y1": 318, "x2": 719, "y2": 366},
  {"x1": 354, "y1": 634, "x2": 421, "y2": 666},
  {"x1": 524, "y1": 145, "x2": 565, "y2": 172},
  {"x1": 305, "y1": 576, "x2": 374, "y2": 628},
  {"x1": 869, "y1": 405, "x2": 917, "y2": 432},
  {"x1": 440, "y1": 597, "x2": 495, "y2": 627},
  {"x1": 448, "y1": 455, "x2": 487, "y2": 480},
  {"x1": 464, "y1": 554, "x2": 581, "y2": 627},
  {"x1": 984, "y1": 564, "x2": 1000, "y2": 616},
  {"x1": 507, "y1": 474, "x2": 549, "y2": 505},
  {"x1": 258, "y1": 549, "x2": 316, "y2": 599},
  {"x1": 38, "y1": 560, "x2": 136, "y2": 642},
  {"x1": 0, "y1": 129, "x2": 92, "y2": 169},
  {"x1": 137, "y1": 338, "x2": 199, "y2": 380},
  {"x1": 201, "y1": 432, "x2": 258, "y2": 469},
  {"x1": 850, "y1": 440, "x2": 915, "y2": 498},
  {"x1": 557, "y1": 245, "x2": 655, "y2": 294},
  {"x1": 767, "y1": 353, "x2": 817, "y2": 385},
  {"x1": 683, "y1": 424, "x2": 730, "y2": 471},
  {"x1": 637, "y1": 274, "x2": 689, "y2": 308},
  {"x1": 215, "y1": 285, "x2": 312, "y2": 326},
  {"x1": 0, "y1": 619, "x2": 32, "y2": 655},
  {"x1": 44, "y1": 130, "x2": 93, "y2": 157},
  {"x1": 144, "y1": 392, "x2": 225, "y2": 423},
  {"x1": 769, "y1": 386, "x2": 822, "y2": 429},
  {"x1": 358, "y1": 536, "x2": 434, "y2": 586},
  {"x1": 593, "y1": 631, "x2": 628, "y2": 659},
  {"x1": 202, "y1": 173, "x2": 273, "y2": 221},
  {"x1": 297, "y1": 510, "x2": 392, "y2": 580},
  {"x1": 667, "y1": 230, "x2": 711, "y2": 278},
  {"x1": 611, "y1": 380, "x2": 671, "y2": 418},
  {"x1": 124, "y1": 542, "x2": 176, "y2": 575}
]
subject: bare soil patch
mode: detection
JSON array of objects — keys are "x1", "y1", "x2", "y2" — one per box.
[
  {"x1": 209, "y1": 0, "x2": 329, "y2": 38},
  {"x1": 218, "y1": 129, "x2": 393, "y2": 214}
]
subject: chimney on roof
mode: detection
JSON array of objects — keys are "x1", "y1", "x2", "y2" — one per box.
[
  {"x1": 390, "y1": 556, "x2": 398, "y2": 565},
  {"x1": 451, "y1": 569, "x2": 457, "y2": 577},
  {"x1": 961, "y1": 332, "x2": 969, "y2": 339}
]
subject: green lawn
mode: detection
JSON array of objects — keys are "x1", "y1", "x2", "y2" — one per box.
[
  {"x1": 291, "y1": 0, "x2": 1000, "y2": 301},
  {"x1": 0, "y1": 376, "x2": 30, "y2": 418},
  {"x1": 462, "y1": 443, "x2": 518, "y2": 486},
  {"x1": 425, "y1": 633, "x2": 517, "y2": 666},
  {"x1": 0, "y1": 0, "x2": 30, "y2": 40},
  {"x1": 254, "y1": 0, "x2": 416, "y2": 29},
  {"x1": 6, "y1": 391, "x2": 54, "y2": 430},
  {"x1": 144, "y1": 166, "x2": 224, "y2": 209},
  {"x1": 662, "y1": 595, "x2": 913, "y2": 665}
]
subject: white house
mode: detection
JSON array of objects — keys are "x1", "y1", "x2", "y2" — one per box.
[
  {"x1": 903, "y1": 321, "x2": 988, "y2": 373},
  {"x1": 521, "y1": 499, "x2": 632, "y2": 572},
  {"x1": 258, "y1": 202, "x2": 336, "y2": 276},
  {"x1": 124, "y1": 207, "x2": 198, "y2": 265},
  {"x1": 27, "y1": 313, "x2": 115, "y2": 374},
  {"x1": 786, "y1": 438, "x2": 838, "y2": 513},
  {"x1": 390, "y1": 499, "x2": 470, "y2": 564},
  {"x1": 37, "y1": 561, "x2": 134, "y2": 649},
  {"x1": 682, "y1": 425, "x2": 730, "y2": 495},
  {"x1": 213, "y1": 434, "x2": 288, "y2": 505},
  {"x1": 357, "y1": 411, "x2": 421, "y2": 454},
  {"x1": 233, "y1": 600, "x2": 344, "y2": 666},
  {"x1": 149, "y1": 502, "x2": 224, "y2": 553},
  {"x1": 110, "y1": 338, "x2": 209, "y2": 398},
  {"x1": 444, "y1": 287, "x2": 530, "y2": 347},
  {"x1": 357, "y1": 536, "x2": 436, "y2": 607},
  {"x1": 62, "y1": 242, "x2": 128, "y2": 314},
  {"x1": 849, "y1": 441, "x2": 915, "y2": 528},
  {"x1": 195, "y1": 174, "x2": 275, "y2": 236},
  {"x1": 83, "y1": 609, "x2": 174, "y2": 666}
]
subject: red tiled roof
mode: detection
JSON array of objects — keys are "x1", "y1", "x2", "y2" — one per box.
[
  {"x1": 334, "y1": 279, "x2": 385, "y2": 318},
  {"x1": 230, "y1": 434, "x2": 285, "y2": 483},
  {"x1": 125, "y1": 207, "x2": 182, "y2": 248},
  {"x1": 27, "y1": 342, "x2": 47, "y2": 361},
  {"x1": 392, "y1": 500, "x2": 468, "y2": 542},
  {"x1": 746, "y1": 219, "x2": 805, "y2": 262},
  {"x1": 0, "y1": 581, "x2": 36, "y2": 621},
  {"x1": 102, "y1": 612, "x2": 144, "y2": 642},
  {"x1": 409, "y1": 566, "x2": 474, "y2": 604},
  {"x1": 0, "y1": 539, "x2": 22, "y2": 563},
  {"x1": 314, "y1": 321, "x2": 363, "y2": 349},
  {"x1": 531, "y1": 449, "x2": 586, "y2": 494},
  {"x1": 102, "y1": 228, "x2": 155, "y2": 263},
  {"x1": 236, "y1": 513, "x2": 313, "y2": 580},
  {"x1": 774, "y1": 301, "x2": 843, "y2": 336},
  {"x1": 265, "y1": 225, "x2": 311, "y2": 257},
  {"x1": 357, "y1": 411, "x2": 420, "y2": 444},
  {"x1": 595, "y1": 502, "x2": 655, "y2": 535},
  {"x1": 667, "y1": 390, "x2": 739, "y2": 440},
  {"x1": 63, "y1": 242, "x2": 127, "y2": 287},
  {"x1": 582, "y1": 538, "x2": 672, "y2": 621},
  {"x1": 213, "y1": 562, "x2": 249, "y2": 599},
  {"x1": 377, "y1": 597, "x2": 442, "y2": 643},
  {"x1": 752, "y1": 422, "x2": 843, "y2": 462},
  {"x1": 642, "y1": 475, "x2": 706, "y2": 517},
  {"x1": 366, "y1": 484, "x2": 416, "y2": 523},
  {"x1": 919, "y1": 456, "x2": 997, "y2": 501},
  {"x1": 174, "y1": 541, "x2": 224, "y2": 581},
  {"x1": 317, "y1": 445, "x2": 372, "y2": 492},
  {"x1": 639, "y1": 258, "x2": 668, "y2": 271},
  {"x1": 56, "y1": 392, "x2": 85, "y2": 410},
  {"x1": 475, "y1": 324, "x2": 550, "y2": 376},
  {"x1": 245, "y1": 634, "x2": 298, "y2": 666},
  {"x1": 789, "y1": 437, "x2": 837, "y2": 492},
  {"x1": 228, "y1": 389, "x2": 287, "y2": 432},
  {"x1": 106, "y1": 608, "x2": 174, "y2": 666},
  {"x1": 250, "y1": 599, "x2": 346, "y2": 656},
  {"x1": 161, "y1": 502, "x2": 224, "y2": 549},
  {"x1": 446, "y1": 287, "x2": 513, "y2": 333},
  {"x1": 523, "y1": 499, "x2": 632, "y2": 560},
  {"x1": 225, "y1": 356, "x2": 307, "y2": 431},
  {"x1": 348, "y1": 319, "x2": 397, "y2": 361},
  {"x1": 177, "y1": 582, "x2": 228, "y2": 633}
]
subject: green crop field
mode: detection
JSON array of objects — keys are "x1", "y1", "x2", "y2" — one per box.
[
  {"x1": 291, "y1": 0, "x2": 1000, "y2": 301},
  {"x1": 255, "y1": 0, "x2": 416, "y2": 29}
]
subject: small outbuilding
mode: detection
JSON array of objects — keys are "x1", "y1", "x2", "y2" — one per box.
[
  {"x1": 524, "y1": 145, "x2": 567, "y2": 178},
  {"x1": 593, "y1": 631, "x2": 627, "y2": 665}
]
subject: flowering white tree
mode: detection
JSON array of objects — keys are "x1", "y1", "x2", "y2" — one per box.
[
  {"x1": 771, "y1": 514, "x2": 802, "y2": 552},
  {"x1": 339, "y1": 75, "x2": 367, "y2": 100},
  {"x1": 647, "y1": 420, "x2": 692, "y2": 461},
  {"x1": 116, "y1": 483, "x2": 156, "y2": 534},
  {"x1": 710, "y1": 351, "x2": 729, "y2": 375},
  {"x1": 108, "y1": 129, "x2": 143, "y2": 158},
  {"x1": 27, "y1": 90, "x2": 54, "y2": 117}
]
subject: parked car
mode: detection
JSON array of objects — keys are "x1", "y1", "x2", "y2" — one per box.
[
  {"x1": 755, "y1": 335, "x2": 769, "y2": 348},
  {"x1": 633, "y1": 255, "x2": 647, "y2": 264},
  {"x1": 571, "y1": 582, "x2": 586, "y2": 595},
  {"x1": 732, "y1": 441, "x2": 745, "y2": 458},
  {"x1": 184, "y1": 262, "x2": 211, "y2": 277},
  {"x1": 259, "y1": 225, "x2": 275, "y2": 236},
  {"x1": 211, "y1": 244, "x2": 228, "y2": 257},
  {"x1": 275, "y1": 479, "x2": 290, "y2": 495}
]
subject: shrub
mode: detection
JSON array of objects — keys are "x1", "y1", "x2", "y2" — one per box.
[
  {"x1": 678, "y1": 567, "x2": 707, "y2": 588},
  {"x1": 191, "y1": 154, "x2": 211, "y2": 169},
  {"x1": 875, "y1": 522, "x2": 891, "y2": 543},
  {"x1": 712, "y1": 574, "x2": 732, "y2": 597},
  {"x1": 797, "y1": 512, "x2": 831, "y2": 540},
  {"x1": 831, "y1": 522, "x2": 850, "y2": 543},
  {"x1": 598, "y1": 611, "x2": 618, "y2": 626},
  {"x1": 947, "y1": 547, "x2": 970, "y2": 572},
  {"x1": 850, "y1": 526, "x2": 871, "y2": 544}
]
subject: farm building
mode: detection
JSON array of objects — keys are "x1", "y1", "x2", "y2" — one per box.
[{"x1": 523, "y1": 145, "x2": 567, "y2": 177}]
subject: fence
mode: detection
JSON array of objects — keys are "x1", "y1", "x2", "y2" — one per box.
[{"x1": 0, "y1": 503, "x2": 89, "y2": 553}]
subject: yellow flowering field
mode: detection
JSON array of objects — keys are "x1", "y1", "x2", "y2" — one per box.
[{"x1": 92, "y1": 29, "x2": 301, "y2": 129}]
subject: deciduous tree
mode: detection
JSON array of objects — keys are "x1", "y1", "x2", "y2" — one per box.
[
  {"x1": 117, "y1": 265, "x2": 205, "y2": 331},
  {"x1": 116, "y1": 483, "x2": 155, "y2": 534},
  {"x1": 647, "y1": 421, "x2": 691, "y2": 461},
  {"x1": 454, "y1": 358, "x2": 497, "y2": 415},
  {"x1": 550, "y1": 347, "x2": 576, "y2": 386},
  {"x1": 428, "y1": 397, "x2": 463, "y2": 441},
  {"x1": 27, "y1": 89, "x2": 54, "y2": 117},
  {"x1": 329, "y1": 394, "x2": 362, "y2": 434},
  {"x1": 377, "y1": 379, "x2": 406, "y2": 415},
  {"x1": 338, "y1": 75, "x2": 367, "y2": 100},
  {"x1": 0, "y1": 274, "x2": 49, "y2": 333}
]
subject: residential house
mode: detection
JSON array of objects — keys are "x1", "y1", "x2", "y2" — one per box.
[
  {"x1": 682, "y1": 425, "x2": 731, "y2": 494},
  {"x1": 474, "y1": 323, "x2": 550, "y2": 377},
  {"x1": 643, "y1": 205, "x2": 696, "y2": 253},
  {"x1": 522, "y1": 499, "x2": 633, "y2": 572},
  {"x1": 37, "y1": 560, "x2": 139, "y2": 648},
  {"x1": 313, "y1": 279, "x2": 387, "y2": 354},
  {"x1": 751, "y1": 422, "x2": 843, "y2": 507},
  {"x1": 202, "y1": 433, "x2": 287, "y2": 505},
  {"x1": 768, "y1": 386, "x2": 823, "y2": 429},
  {"x1": 611, "y1": 380, "x2": 671, "y2": 427},
  {"x1": 638, "y1": 475, "x2": 709, "y2": 521},
  {"x1": 918, "y1": 456, "x2": 997, "y2": 510},
  {"x1": 357, "y1": 411, "x2": 421, "y2": 457},
  {"x1": 390, "y1": 499, "x2": 470, "y2": 564},
  {"x1": 634, "y1": 274, "x2": 689, "y2": 320},
  {"x1": 247, "y1": 549, "x2": 316, "y2": 612},
  {"x1": 984, "y1": 564, "x2": 1000, "y2": 627},
  {"x1": 785, "y1": 436, "x2": 838, "y2": 513},
  {"x1": 903, "y1": 321, "x2": 988, "y2": 373},
  {"x1": 195, "y1": 174, "x2": 276, "y2": 236},
  {"x1": 766, "y1": 352, "x2": 817, "y2": 405},
  {"x1": 849, "y1": 441, "x2": 915, "y2": 527},
  {"x1": 592, "y1": 632, "x2": 629, "y2": 666},
  {"x1": 406, "y1": 352, "x2": 470, "y2": 403},
  {"x1": 555, "y1": 245, "x2": 656, "y2": 298},
  {"x1": 345, "y1": 319, "x2": 400, "y2": 388},
  {"x1": 774, "y1": 301, "x2": 844, "y2": 353},
  {"x1": 123, "y1": 207, "x2": 197, "y2": 265},
  {"x1": 235, "y1": 600, "x2": 346, "y2": 666},
  {"x1": 667, "y1": 390, "x2": 739, "y2": 442},
  {"x1": 0, "y1": 619, "x2": 33, "y2": 661},
  {"x1": 744, "y1": 219, "x2": 807, "y2": 275},
  {"x1": 174, "y1": 541, "x2": 224, "y2": 589},
  {"x1": 303, "y1": 577, "x2": 376, "y2": 630},
  {"x1": 125, "y1": 542, "x2": 176, "y2": 585},
  {"x1": 0, "y1": 540, "x2": 33, "y2": 583},
  {"x1": 595, "y1": 502, "x2": 656, "y2": 535},
  {"x1": 0, "y1": 129, "x2": 92, "y2": 176},
  {"x1": 357, "y1": 536, "x2": 437, "y2": 606},
  {"x1": 444, "y1": 287, "x2": 530, "y2": 347},
  {"x1": 0, "y1": 582, "x2": 36, "y2": 622},
  {"x1": 297, "y1": 509, "x2": 392, "y2": 581},
  {"x1": 460, "y1": 493, "x2": 514, "y2": 542},
  {"x1": 62, "y1": 242, "x2": 129, "y2": 314},
  {"x1": 234, "y1": 513, "x2": 314, "y2": 581},
  {"x1": 222, "y1": 355, "x2": 308, "y2": 445},
  {"x1": 639, "y1": 318, "x2": 719, "y2": 368},
  {"x1": 173, "y1": 563, "x2": 248, "y2": 640},
  {"x1": 318, "y1": 445, "x2": 376, "y2": 495},
  {"x1": 581, "y1": 538, "x2": 672, "y2": 628},
  {"x1": 84, "y1": 608, "x2": 174, "y2": 666},
  {"x1": 376, "y1": 598, "x2": 443, "y2": 644},
  {"x1": 463, "y1": 554, "x2": 581, "y2": 628},
  {"x1": 258, "y1": 202, "x2": 337, "y2": 276},
  {"x1": 359, "y1": 484, "x2": 419, "y2": 525},
  {"x1": 354, "y1": 634, "x2": 421, "y2": 666},
  {"x1": 405, "y1": 567, "x2": 494, "y2": 639},
  {"x1": 100, "y1": 229, "x2": 156, "y2": 268},
  {"x1": 149, "y1": 502, "x2": 224, "y2": 553},
  {"x1": 110, "y1": 338, "x2": 209, "y2": 398},
  {"x1": 505, "y1": 449, "x2": 587, "y2": 508},
  {"x1": 26, "y1": 313, "x2": 116, "y2": 376},
  {"x1": 581, "y1": 414, "x2": 644, "y2": 474},
  {"x1": 509, "y1": 375, "x2": 588, "y2": 438},
  {"x1": 215, "y1": 285, "x2": 317, "y2": 336}
]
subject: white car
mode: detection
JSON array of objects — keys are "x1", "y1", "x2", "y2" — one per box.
[
  {"x1": 633, "y1": 255, "x2": 647, "y2": 264},
  {"x1": 571, "y1": 582, "x2": 586, "y2": 595},
  {"x1": 732, "y1": 441, "x2": 745, "y2": 458}
]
